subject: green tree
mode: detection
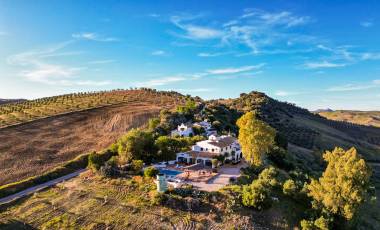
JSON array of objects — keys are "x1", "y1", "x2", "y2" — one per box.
[
  {"x1": 88, "y1": 152, "x2": 102, "y2": 171},
  {"x1": 242, "y1": 167, "x2": 278, "y2": 210},
  {"x1": 117, "y1": 129, "x2": 156, "y2": 164},
  {"x1": 131, "y1": 160, "x2": 144, "y2": 172},
  {"x1": 144, "y1": 166, "x2": 159, "y2": 178},
  {"x1": 307, "y1": 147, "x2": 371, "y2": 220},
  {"x1": 155, "y1": 136, "x2": 182, "y2": 161},
  {"x1": 148, "y1": 118, "x2": 160, "y2": 130},
  {"x1": 236, "y1": 111, "x2": 276, "y2": 166}
]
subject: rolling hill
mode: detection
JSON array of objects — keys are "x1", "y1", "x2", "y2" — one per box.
[
  {"x1": 318, "y1": 110, "x2": 380, "y2": 128},
  {"x1": 0, "y1": 89, "x2": 186, "y2": 185},
  {"x1": 0, "y1": 89, "x2": 380, "y2": 229}
]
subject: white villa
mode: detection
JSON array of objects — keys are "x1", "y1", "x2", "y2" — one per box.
[
  {"x1": 171, "y1": 123, "x2": 194, "y2": 137},
  {"x1": 176, "y1": 135, "x2": 242, "y2": 166},
  {"x1": 193, "y1": 120, "x2": 217, "y2": 136}
]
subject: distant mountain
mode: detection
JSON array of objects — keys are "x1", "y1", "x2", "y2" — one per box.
[
  {"x1": 313, "y1": 108, "x2": 334, "y2": 113},
  {"x1": 0, "y1": 98, "x2": 27, "y2": 105}
]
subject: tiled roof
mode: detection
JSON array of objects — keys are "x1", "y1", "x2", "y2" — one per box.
[
  {"x1": 185, "y1": 150, "x2": 219, "y2": 158},
  {"x1": 208, "y1": 136, "x2": 236, "y2": 148}
]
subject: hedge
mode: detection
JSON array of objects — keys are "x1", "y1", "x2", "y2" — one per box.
[{"x1": 0, "y1": 149, "x2": 116, "y2": 199}]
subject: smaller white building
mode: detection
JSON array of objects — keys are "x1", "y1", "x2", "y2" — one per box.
[
  {"x1": 193, "y1": 120, "x2": 217, "y2": 136},
  {"x1": 171, "y1": 123, "x2": 194, "y2": 137}
]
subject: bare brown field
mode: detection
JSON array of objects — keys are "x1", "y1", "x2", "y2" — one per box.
[{"x1": 0, "y1": 102, "x2": 170, "y2": 186}]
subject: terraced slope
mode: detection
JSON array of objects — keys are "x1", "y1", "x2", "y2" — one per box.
[{"x1": 0, "y1": 89, "x2": 184, "y2": 185}]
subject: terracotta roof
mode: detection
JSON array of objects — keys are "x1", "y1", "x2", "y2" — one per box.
[
  {"x1": 208, "y1": 136, "x2": 236, "y2": 148},
  {"x1": 185, "y1": 150, "x2": 219, "y2": 159}
]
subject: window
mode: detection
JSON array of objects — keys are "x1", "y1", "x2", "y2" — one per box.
[
  {"x1": 200, "y1": 147, "x2": 203, "y2": 151},
  {"x1": 212, "y1": 149, "x2": 214, "y2": 152}
]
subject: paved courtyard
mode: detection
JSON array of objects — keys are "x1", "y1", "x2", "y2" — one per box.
[{"x1": 189, "y1": 162, "x2": 248, "y2": 191}]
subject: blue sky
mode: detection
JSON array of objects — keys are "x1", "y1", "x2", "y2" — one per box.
[{"x1": 1, "y1": 0, "x2": 380, "y2": 110}]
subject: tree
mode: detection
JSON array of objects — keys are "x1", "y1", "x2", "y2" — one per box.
[
  {"x1": 88, "y1": 152, "x2": 102, "y2": 171},
  {"x1": 131, "y1": 160, "x2": 144, "y2": 172},
  {"x1": 242, "y1": 167, "x2": 278, "y2": 210},
  {"x1": 155, "y1": 136, "x2": 182, "y2": 161},
  {"x1": 211, "y1": 159, "x2": 218, "y2": 169},
  {"x1": 144, "y1": 166, "x2": 159, "y2": 178},
  {"x1": 283, "y1": 179, "x2": 297, "y2": 196},
  {"x1": 117, "y1": 129, "x2": 156, "y2": 164},
  {"x1": 236, "y1": 111, "x2": 276, "y2": 166},
  {"x1": 307, "y1": 147, "x2": 371, "y2": 220},
  {"x1": 148, "y1": 118, "x2": 160, "y2": 130}
]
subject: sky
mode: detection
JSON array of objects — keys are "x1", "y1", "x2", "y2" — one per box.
[{"x1": 1, "y1": 0, "x2": 380, "y2": 111}]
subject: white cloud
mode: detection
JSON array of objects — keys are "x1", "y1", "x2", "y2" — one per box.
[
  {"x1": 275, "y1": 91, "x2": 292, "y2": 96},
  {"x1": 88, "y1": 59, "x2": 115, "y2": 64},
  {"x1": 304, "y1": 61, "x2": 346, "y2": 69},
  {"x1": 148, "y1": 13, "x2": 160, "y2": 18},
  {"x1": 170, "y1": 15, "x2": 225, "y2": 40},
  {"x1": 135, "y1": 76, "x2": 186, "y2": 87},
  {"x1": 207, "y1": 64, "x2": 265, "y2": 75},
  {"x1": 169, "y1": 9, "x2": 312, "y2": 55},
  {"x1": 151, "y1": 50, "x2": 168, "y2": 56},
  {"x1": 7, "y1": 41, "x2": 113, "y2": 86},
  {"x1": 361, "y1": 52, "x2": 380, "y2": 60},
  {"x1": 360, "y1": 21, "x2": 373, "y2": 27},
  {"x1": 327, "y1": 80, "x2": 380, "y2": 92},
  {"x1": 197, "y1": 52, "x2": 229, "y2": 57},
  {"x1": 72, "y1": 32, "x2": 118, "y2": 42}
]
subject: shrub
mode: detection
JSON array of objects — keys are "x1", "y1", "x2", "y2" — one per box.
[
  {"x1": 99, "y1": 164, "x2": 113, "y2": 177},
  {"x1": 144, "y1": 166, "x2": 159, "y2": 178},
  {"x1": 88, "y1": 152, "x2": 103, "y2": 171},
  {"x1": 283, "y1": 179, "x2": 297, "y2": 196},
  {"x1": 242, "y1": 180, "x2": 271, "y2": 210},
  {"x1": 300, "y1": 216, "x2": 330, "y2": 230},
  {"x1": 241, "y1": 166, "x2": 279, "y2": 210},
  {"x1": 132, "y1": 160, "x2": 144, "y2": 172}
]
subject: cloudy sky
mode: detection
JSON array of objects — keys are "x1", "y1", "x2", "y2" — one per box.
[{"x1": 1, "y1": 0, "x2": 380, "y2": 110}]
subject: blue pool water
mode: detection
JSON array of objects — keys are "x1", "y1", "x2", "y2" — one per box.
[{"x1": 159, "y1": 169, "x2": 182, "y2": 177}]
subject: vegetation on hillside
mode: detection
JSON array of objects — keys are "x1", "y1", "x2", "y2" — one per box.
[
  {"x1": 0, "y1": 88, "x2": 187, "y2": 128},
  {"x1": 0, "y1": 89, "x2": 379, "y2": 229},
  {"x1": 319, "y1": 110, "x2": 380, "y2": 128}
]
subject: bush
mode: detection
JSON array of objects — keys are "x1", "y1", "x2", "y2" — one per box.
[
  {"x1": 283, "y1": 179, "x2": 297, "y2": 196},
  {"x1": 300, "y1": 216, "x2": 330, "y2": 230},
  {"x1": 88, "y1": 152, "x2": 103, "y2": 171},
  {"x1": 241, "y1": 167, "x2": 279, "y2": 210},
  {"x1": 144, "y1": 166, "x2": 159, "y2": 178},
  {"x1": 132, "y1": 160, "x2": 144, "y2": 172},
  {"x1": 242, "y1": 180, "x2": 271, "y2": 210}
]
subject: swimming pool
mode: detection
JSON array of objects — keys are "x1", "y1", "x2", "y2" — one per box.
[{"x1": 159, "y1": 169, "x2": 182, "y2": 177}]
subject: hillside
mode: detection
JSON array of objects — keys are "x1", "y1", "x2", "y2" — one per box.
[
  {"x1": 0, "y1": 90, "x2": 379, "y2": 229},
  {"x1": 318, "y1": 110, "x2": 380, "y2": 128},
  {"x1": 0, "y1": 89, "x2": 185, "y2": 185}
]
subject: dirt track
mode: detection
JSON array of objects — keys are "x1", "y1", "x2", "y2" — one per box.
[{"x1": 0, "y1": 102, "x2": 162, "y2": 185}]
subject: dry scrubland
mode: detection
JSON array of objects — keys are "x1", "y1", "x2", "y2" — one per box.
[
  {"x1": 319, "y1": 110, "x2": 380, "y2": 128},
  {"x1": 0, "y1": 172, "x2": 290, "y2": 230},
  {"x1": 0, "y1": 90, "x2": 183, "y2": 185}
]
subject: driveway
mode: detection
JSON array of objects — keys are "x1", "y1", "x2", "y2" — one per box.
[{"x1": 190, "y1": 162, "x2": 247, "y2": 192}]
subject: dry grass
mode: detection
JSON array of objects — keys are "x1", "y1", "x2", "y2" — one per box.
[
  {"x1": 0, "y1": 173, "x2": 275, "y2": 230},
  {"x1": 319, "y1": 110, "x2": 380, "y2": 128},
  {"x1": 0, "y1": 90, "x2": 182, "y2": 186}
]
